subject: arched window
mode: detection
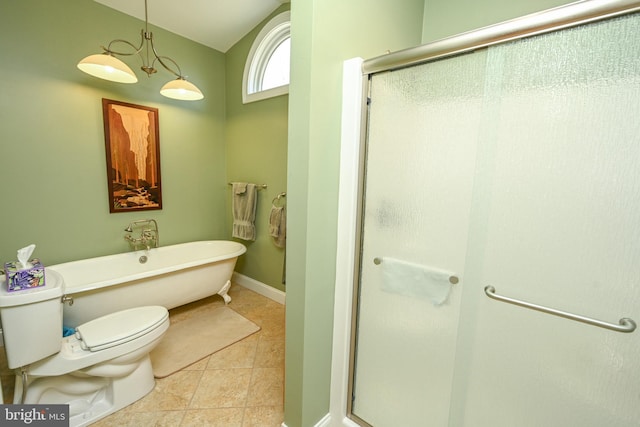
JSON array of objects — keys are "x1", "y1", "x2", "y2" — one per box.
[{"x1": 243, "y1": 11, "x2": 290, "y2": 104}]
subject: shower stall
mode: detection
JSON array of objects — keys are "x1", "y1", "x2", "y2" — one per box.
[{"x1": 330, "y1": 1, "x2": 640, "y2": 426}]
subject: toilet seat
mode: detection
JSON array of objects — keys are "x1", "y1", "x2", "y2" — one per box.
[{"x1": 75, "y1": 306, "x2": 169, "y2": 352}]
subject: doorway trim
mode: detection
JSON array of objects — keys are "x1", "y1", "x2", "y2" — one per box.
[{"x1": 328, "y1": 56, "x2": 366, "y2": 427}]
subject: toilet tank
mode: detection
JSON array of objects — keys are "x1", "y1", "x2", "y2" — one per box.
[{"x1": 0, "y1": 269, "x2": 65, "y2": 369}]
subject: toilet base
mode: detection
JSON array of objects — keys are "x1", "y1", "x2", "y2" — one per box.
[{"x1": 15, "y1": 355, "x2": 156, "y2": 427}]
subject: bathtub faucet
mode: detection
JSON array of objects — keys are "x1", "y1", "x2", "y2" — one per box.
[{"x1": 124, "y1": 219, "x2": 159, "y2": 250}]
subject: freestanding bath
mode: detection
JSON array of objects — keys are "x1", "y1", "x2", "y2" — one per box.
[{"x1": 49, "y1": 240, "x2": 247, "y2": 326}]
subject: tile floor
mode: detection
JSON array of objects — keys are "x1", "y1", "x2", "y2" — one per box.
[{"x1": 0, "y1": 283, "x2": 285, "y2": 427}]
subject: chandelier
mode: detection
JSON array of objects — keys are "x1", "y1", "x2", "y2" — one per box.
[{"x1": 77, "y1": 0, "x2": 204, "y2": 101}]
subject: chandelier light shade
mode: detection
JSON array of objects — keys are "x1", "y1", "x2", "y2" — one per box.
[
  {"x1": 160, "y1": 78, "x2": 204, "y2": 101},
  {"x1": 77, "y1": 0, "x2": 204, "y2": 101},
  {"x1": 77, "y1": 54, "x2": 138, "y2": 83}
]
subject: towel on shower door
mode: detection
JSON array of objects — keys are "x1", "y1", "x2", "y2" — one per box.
[
  {"x1": 379, "y1": 257, "x2": 454, "y2": 306},
  {"x1": 232, "y1": 182, "x2": 258, "y2": 241},
  {"x1": 269, "y1": 204, "x2": 286, "y2": 248}
]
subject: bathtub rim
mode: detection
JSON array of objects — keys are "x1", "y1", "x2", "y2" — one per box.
[{"x1": 48, "y1": 240, "x2": 246, "y2": 294}]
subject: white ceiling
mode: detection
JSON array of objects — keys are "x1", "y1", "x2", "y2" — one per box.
[{"x1": 95, "y1": 0, "x2": 289, "y2": 53}]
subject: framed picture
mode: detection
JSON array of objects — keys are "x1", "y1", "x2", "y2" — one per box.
[{"x1": 102, "y1": 99, "x2": 162, "y2": 213}]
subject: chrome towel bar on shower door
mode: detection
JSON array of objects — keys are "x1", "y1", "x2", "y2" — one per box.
[{"x1": 484, "y1": 286, "x2": 636, "y2": 333}]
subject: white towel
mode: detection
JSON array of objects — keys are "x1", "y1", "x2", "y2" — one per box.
[
  {"x1": 380, "y1": 257, "x2": 454, "y2": 306},
  {"x1": 269, "y1": 205, "x2": 286, "y2": 248},
  {"x1": 232, "y1": 183, "x2": 257, "y2": 241}
]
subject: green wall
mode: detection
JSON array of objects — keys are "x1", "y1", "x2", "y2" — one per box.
[
  {"x1": 0, "y1": 1, "x2": 226, "y2": 265},
  {"x1": 225, "y1": 5, "x2": 290, "y2": 292},
  {"x1": 423, "y1": 0, "x2": 573, "y2": 42}
]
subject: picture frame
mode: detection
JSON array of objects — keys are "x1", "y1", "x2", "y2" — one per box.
[{"x1": 102, "y1": 98, "x2": 162, "y2": 213}]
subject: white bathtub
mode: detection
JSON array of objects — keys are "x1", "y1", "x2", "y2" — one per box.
[{"x1": 48, "y1": 240, "x2": 246, "y2": 327}]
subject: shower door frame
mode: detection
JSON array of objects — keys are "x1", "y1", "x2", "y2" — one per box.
[{"x1": 329, "y1": 1, "x2": 640, "y2": 426}]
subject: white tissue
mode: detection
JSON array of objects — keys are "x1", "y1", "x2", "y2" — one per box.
[{"x1": 17, "y1": 244, "x2": 36, "y2": 270}]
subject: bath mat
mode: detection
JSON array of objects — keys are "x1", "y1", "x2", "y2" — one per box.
[{"x1": 150, "y1": 306, "x2": 260, "y2": 378}]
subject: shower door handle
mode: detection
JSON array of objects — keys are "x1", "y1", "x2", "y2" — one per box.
[{"x1": 484, "y1": 286, "x2": 636, "y2": 333}]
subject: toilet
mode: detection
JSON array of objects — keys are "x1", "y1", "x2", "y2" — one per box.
[{"x1": 0, "y1": 269, "x2": 169, "y2": 426}]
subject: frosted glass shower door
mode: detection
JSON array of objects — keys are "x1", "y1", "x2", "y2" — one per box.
[
  {"x1": 351, "y1": 11, "x2": 640, "y2": 427},
  {"x1": 351, "y1": 51, "x2": 487, "y2": 426}
]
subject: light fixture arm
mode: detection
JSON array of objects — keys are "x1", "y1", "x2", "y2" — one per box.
[
  {"x1": 102, "y1": 36, "x2": 143, "y2": 57},
  {"x1": 147, "y1": 34, "x2": 183, "y2": 79}
]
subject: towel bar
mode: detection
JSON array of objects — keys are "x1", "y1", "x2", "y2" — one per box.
[
  {"x1": 373, "y1": 257, "x2": 459, "y2": 284},
  {"x1": 228, "y1": 182, "x2": 267, "y2": 189},
  {"x1": 484, "y1": 286, "x2": 636, "y2": 333}
]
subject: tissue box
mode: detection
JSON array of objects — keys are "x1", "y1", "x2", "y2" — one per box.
[{"x1": 4, "y1": 259, "x2": 45, "y2": 292}]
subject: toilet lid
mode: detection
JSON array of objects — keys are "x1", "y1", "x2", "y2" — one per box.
[{"x1": 75, "y1": 306, "x2": 169, "y2": 352}]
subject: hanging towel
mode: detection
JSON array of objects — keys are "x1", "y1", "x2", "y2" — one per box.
[
  {"x1": 269, "y1": 204, "x2": 286, "y2": 248},
  {"x1": 234, "y1": 182, "x2": 247, "y2": 195},
  {"x1": 379, "y1": 257, "x2": 455, "y2": 306},
  {"x1": 232, "y1": 182, "x2": 258, "y2": 241}
]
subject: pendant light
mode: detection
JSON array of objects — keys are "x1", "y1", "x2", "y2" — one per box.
[{"x1": 77, "y1": 0, "x2": 204, "y2": 101}]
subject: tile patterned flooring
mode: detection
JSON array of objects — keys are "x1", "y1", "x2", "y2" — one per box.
[{"x1": 1, "y1": 283, "x2": 285, "y2": 427}]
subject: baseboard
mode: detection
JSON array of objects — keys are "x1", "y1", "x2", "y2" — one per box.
[
  {"x1": 314, "y1": 413, "x2": 332, "y2": 426},
  {"x1": 232, "y1": 272, "x2": 286, "y2": 305},
  {"x1": 281, "y1": 412, "x2": 333, "y2": 427}
]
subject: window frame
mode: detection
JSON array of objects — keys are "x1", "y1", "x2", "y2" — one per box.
[{"x1": 242, "y1": 11, "x2": 291, "y2": 104}]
